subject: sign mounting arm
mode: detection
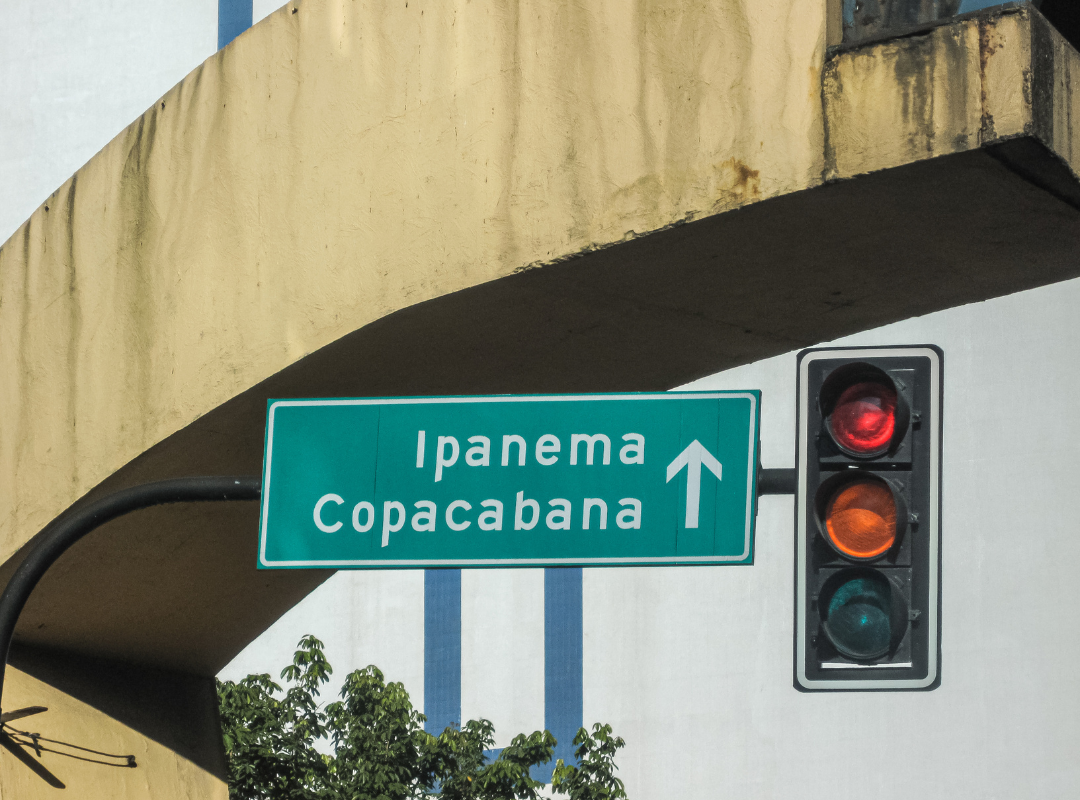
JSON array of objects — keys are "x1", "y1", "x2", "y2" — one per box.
[{"x1": 0, "y1": 476, "x2": 261, "y2": 721}]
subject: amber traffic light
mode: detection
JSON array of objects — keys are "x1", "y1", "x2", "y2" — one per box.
[
  {"x1": 795, "y1": 346, "x2": 942, "y2": 691},
  {"x1": 822, "y1": 477, "x2": 898, "y2": 560}
]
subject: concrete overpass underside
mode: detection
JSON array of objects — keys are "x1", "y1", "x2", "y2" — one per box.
[{"x1": 1, "y1": 2, "x2": 1078, "y2": 796}]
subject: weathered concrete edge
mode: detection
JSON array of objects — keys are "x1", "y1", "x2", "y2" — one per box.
[{"x1": 824, "y1": 5, "x2": 1080, "y2": 190}]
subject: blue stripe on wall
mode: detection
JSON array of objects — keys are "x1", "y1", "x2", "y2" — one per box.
[
  {"x1": 218, "y1": 0, "x2": 253, "y2": 50},
  {"x1": 543, "y1": 567, "x2": 583, "y2": 780},
  {"x1": 424, "y1": 569, "x2": 462, "y2": 736},
  {"x1": 423, "y1": 567, "x2": 582, "y2": 783}
]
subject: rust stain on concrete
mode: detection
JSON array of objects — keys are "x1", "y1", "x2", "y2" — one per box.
[{"x1": 979, "y1": 19, "x2": 1000, "y2": 140}]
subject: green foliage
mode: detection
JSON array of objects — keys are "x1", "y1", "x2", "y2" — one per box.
[
  {"x1": 217, "y1": 636, "x2": 331, "y2": 799},
  {"x1": 217, "y1": 636, "x2": 628, "y2": 800},
  {"x1": 322, "y1": 663, "x2": 432, "y2": 798},
  {"x1": 551, "y1": 725, "x2": 629, "y2": 800},
  {"x1": 423, "y1": 720, "x2": 555, "y2": 800}
]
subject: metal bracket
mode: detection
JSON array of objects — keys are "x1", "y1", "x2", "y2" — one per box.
[{"x1": 758, "y1": 467, "x2": 796, "y2": 496}]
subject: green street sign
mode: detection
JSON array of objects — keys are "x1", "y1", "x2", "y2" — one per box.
[{"x1": 258, "y1": 392, "x2": 760, "y2": 568}]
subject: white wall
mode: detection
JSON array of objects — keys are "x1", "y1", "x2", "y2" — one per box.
[
  {"x1": 219, "y1": 570, "x2": 427, "y2": 706},
  {"x1": 224, "y1": 277, "x2": 1080, "y2": 798},
  {"x1": 607, "y1": 280, "x2": 1080, "y2": 799},
  {"x1": 253, "y1": 0, "x2": 286, "y2": 25},
  {"x1": 0, "y1": 0, "x2": 216, "y2": 243}
]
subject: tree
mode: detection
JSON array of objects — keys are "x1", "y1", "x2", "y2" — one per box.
[{"x1": 217, "y1": 635, "x2": 628, "y2": 800}]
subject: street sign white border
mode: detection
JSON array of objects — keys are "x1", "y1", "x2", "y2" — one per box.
[
  {"x1": 795, "y1": 347, "x2": 941, "y2": 691},
  {"x1": 259, "y1": 392, "x2": 759, "y2": 568}
]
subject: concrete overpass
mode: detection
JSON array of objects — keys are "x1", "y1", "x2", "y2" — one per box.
[{"x1": 2, "y1": 1, "x2": 1079, "y2": 796}]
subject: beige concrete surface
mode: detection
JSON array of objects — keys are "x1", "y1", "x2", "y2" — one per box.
[
  {"x1": 0, "y1": 651, "x2": 226, "y2": 799},
  {"x1": 0, "y1": 0, "x2": 826, "y2": 570}
]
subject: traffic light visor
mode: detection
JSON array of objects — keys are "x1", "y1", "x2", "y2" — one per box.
[
  {"x1": 828, "y1": 381, "x2": 897, "y2": 455},
  {"x1": 824, "y1": 478, "x2": 897, "y2": 559}
]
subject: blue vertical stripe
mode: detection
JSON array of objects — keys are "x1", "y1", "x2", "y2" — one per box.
[
  {"x1": 424, "y1": 569, "x2": 462, "y2": 736},
  {"x1": 218, "y1": 0, "x2": 253, "y2": 49},
  {"x1": 543, "y1": 567, "x2": 583, "y2": 780}
]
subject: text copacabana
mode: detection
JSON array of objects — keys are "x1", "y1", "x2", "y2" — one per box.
[{"x1": 315, "y1": 430, "x2": 646, "y2": 545}]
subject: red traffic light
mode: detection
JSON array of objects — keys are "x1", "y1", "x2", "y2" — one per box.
[
  {"x1": 819, "y1": 363, "x2": 906, "y2": 458},
  {"x1": 829, "y1": 381, "x2": 897, "y2": 455}
]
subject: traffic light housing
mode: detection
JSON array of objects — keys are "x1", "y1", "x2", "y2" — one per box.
[{"x1": 795, "y1": 346, "x2": 942, "y2": 691}]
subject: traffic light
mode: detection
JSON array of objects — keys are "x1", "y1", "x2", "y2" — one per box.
[{"x1": 795, "y1": 346, "x2": 942, "y2": 691}]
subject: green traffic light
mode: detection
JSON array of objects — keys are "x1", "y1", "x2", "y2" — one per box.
[{"x1": 823, "y1": 571, "x2": 894, "y2": 660}]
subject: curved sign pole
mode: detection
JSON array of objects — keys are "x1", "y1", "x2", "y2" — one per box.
[{"x1": 0, "y1": 476, "x2": 261, "y2": 719}]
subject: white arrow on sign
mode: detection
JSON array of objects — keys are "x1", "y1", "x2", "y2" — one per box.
[{"x1": 666, "y1": 440, "x2": 723, "y2": 529}]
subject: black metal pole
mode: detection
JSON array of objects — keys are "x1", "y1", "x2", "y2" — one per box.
[
  {"x1": 0, "y1": 476, "x2": 260, "y2": 716},
  {"x1": 758, "y1": 467, "x2": 796, "y2": 496}
]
